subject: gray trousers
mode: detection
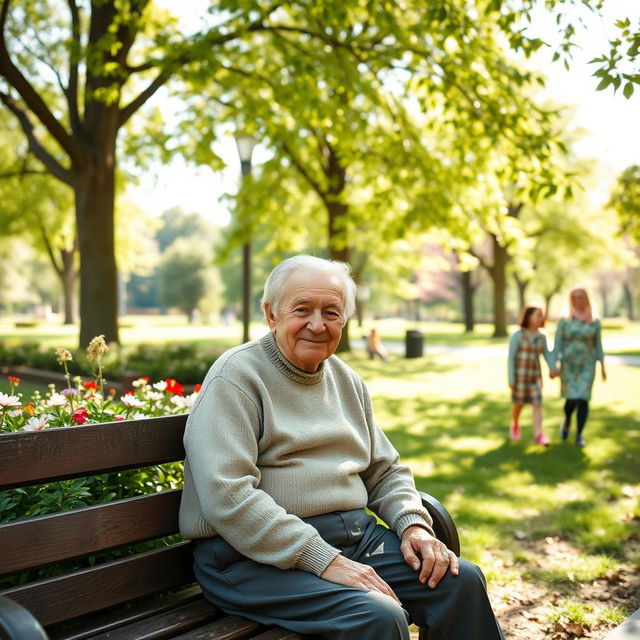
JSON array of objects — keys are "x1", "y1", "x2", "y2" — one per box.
[{"x1": 193, "y1": 510, "x2": 504, "y2": 640}]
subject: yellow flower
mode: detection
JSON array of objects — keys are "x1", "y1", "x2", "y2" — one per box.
[
  {"x1": 87, "y1": 335, "x2": 108, "y2": 361},
  {"x1": 55, "y1": 347, "x2": 73, "y2": 365}
]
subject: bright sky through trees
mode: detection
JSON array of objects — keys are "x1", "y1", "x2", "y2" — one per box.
[{"x1": 125, "y1": 0, "x2": 640, "y2": 225}]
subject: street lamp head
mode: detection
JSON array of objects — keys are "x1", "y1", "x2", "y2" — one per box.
[{"x1": 235, "y1": 134, "x2": 257, "y2": 163}]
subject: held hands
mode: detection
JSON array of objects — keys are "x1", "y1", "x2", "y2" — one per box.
[{"x1": 400, "y1": 525, "x2": 459, "y2": 589}]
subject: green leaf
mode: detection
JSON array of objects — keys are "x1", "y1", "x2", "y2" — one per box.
[{"x1": 623, "y1": 82, "x2": 634, "y2": 99}]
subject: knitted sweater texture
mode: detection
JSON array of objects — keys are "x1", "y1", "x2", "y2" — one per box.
[{"x1": 179, "y1": 331, "x2": 433, "y2": 576}]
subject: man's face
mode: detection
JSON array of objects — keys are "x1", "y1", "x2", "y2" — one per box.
[{"x1": 265, "y1": 269, "x2": 345, "y2": 372}]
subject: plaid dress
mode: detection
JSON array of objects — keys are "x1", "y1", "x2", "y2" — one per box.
[{"x1": 511, "y1": 331, "x2": 546, "y2": 405}]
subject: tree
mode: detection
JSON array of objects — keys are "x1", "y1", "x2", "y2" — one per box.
[
  {"x1": 157, "y1": 238, "x2": 209, "y2": 323},
  {"x1": 609, "y1": 165, "x2": 640, "y2": 242}
]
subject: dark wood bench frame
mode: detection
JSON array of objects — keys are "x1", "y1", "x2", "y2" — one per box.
[{"x1": 0, "y1": 414, "x2": 460, "y2": 640}]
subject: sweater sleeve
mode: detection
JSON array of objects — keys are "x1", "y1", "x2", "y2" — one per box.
[
  {"x1": 357, "y1": 382, "x2": 434, "y2": 537},
  {"x1": 183, "y1": 374, "x2": 340, "y2": 575},
  {"x1": 507, "y1": 331, "x2": 520, "y2": 385}
]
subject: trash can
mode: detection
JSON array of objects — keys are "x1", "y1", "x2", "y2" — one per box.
[{"x1": 405, "y1": 330, "x2": 424, "y2": 358}]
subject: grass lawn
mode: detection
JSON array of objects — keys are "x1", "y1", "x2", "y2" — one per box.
[
  {"x1": 343, "y1": 347, "x2": 640, "y2": 639},
  {"x1": 1, "y1": 315, "x2": 639, "y2": 637}
]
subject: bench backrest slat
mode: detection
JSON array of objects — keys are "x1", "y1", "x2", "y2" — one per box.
[
  {"x1": 2, "y1": 543, "x2": 195, "y2": 627},
  {"x1": 0, "y1": 415, "x2": 188, "y2": 490},
  {"x1": 0, "y1": 490, "x2": 182, "y2": 576}
]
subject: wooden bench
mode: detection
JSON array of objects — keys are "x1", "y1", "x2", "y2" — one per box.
[{"x1": 0, "y1": 414, "x2": 460, "y2": 640}]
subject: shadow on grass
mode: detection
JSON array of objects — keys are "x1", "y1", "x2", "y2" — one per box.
[{"x1": 378, "y1": 391, "x2": 640, "y2": 557}]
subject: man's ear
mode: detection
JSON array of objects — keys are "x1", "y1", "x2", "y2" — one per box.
[{"x1": 263, "y1": 302, "x2": 277, "y2": 332}]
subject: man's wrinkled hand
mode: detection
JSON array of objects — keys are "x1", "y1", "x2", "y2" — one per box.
[
  {"x1": 400, "y1": 525, "x2": 459, "y2": 589},
  {"x1": 321, "y1": 553, "x2": 401, "y2": 605}
]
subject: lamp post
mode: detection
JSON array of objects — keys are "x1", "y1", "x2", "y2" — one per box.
[{"x1": 235, "y1": 134, "x2": 257, "y2": 343}]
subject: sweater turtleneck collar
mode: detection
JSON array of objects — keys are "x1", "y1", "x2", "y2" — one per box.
[{"x1": 260, "y1": 331, "x2": 326, "y2": 386}]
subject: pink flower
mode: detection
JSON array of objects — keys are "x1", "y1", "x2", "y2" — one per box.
[
  {"x1": 72, "y1": 407, "x2": 89, "y2": 424},
  {"x1": 114, "y1": 415, "x2": 125, "y2": 421}
]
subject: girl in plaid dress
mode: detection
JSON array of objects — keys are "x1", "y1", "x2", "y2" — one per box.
[{"x1": 507, "y1": 304, "x2": 557, "y2": 445}]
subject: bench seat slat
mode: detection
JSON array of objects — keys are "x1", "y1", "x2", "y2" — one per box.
[
  {"x1": 0, "y1": 415, "x2": 187, "y2": 490},
  {"x1": 48, "y1": 587, "x2": 204, "y2": 640},
  {"x1": 172, "y1": 616, "x2": 261, "y2": 640},
  {"x1": 87, "y1": 598, "x2": 220, "y2": 640},
  {"x1": 0, "y1": 491, "x2": 182, "y2": 576},
  {"x1": 252, "y1": 630, "x2": 308, "y2": 640},
  {"x1": 2, "y1": 544, "x2": 195, "y2": 627}
]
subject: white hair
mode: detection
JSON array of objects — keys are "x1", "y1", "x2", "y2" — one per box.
[{"x1": 261, "y1": 255, "x2": 357, "y2": 322}]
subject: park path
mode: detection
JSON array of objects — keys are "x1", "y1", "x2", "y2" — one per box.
[{"x1": 369, "y1": 335, "x2": 640, "y2": 366}]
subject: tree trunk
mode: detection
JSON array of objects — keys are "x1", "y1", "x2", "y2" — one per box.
[
  {"x1": 75, "y1": 161, "x2": 119, "y2": 347},
  {"x1": 491, "y1": 234, "x2": 508, "y2": 337},
  {"x1": 513, "y1": 274, "x2": 528, "y2": 313},
  {"x1": 461, "y1": 270, "x2": 475, "y2": 332},
  {"x1": 623, "y1": 282, "x2": 634, "y2": 320},
  {"x1": 61, "y1": 248, "x2": 77, "y2": 325}
]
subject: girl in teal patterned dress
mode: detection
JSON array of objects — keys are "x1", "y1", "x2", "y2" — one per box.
[{"x1": 553, "y1": 288, "x2": 607, "y2": 447}]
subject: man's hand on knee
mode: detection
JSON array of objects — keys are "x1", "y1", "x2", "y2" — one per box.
[
  {"x1": 321, "y1": 554, "x2": 402, "y2": 605},
  {"x1": 400, "y1": 525, "x2": 459, "y2": 589}
]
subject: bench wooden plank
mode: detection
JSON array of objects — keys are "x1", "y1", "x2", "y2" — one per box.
[
  {"x1": 172, "y1": 615, "x2": 261, "y2": 640},
  {"x1": 2, "y1": 544, "x2": 195, "y2": 627},
  {"x1": 87, "y1": 598, "x2": 220, "y2": 640},
  {"x1": 0, "y1": 491, "x2": 182, "y2": 576},
  {"x1": 252, "y1": 630, "x2": 308, "y2": 640},
  {"x1": 0, "y1": 415, "x2": 187, "y2": 490},
  {"x1": 48, "y1": 587, "x2": 205, "y2": 640}
]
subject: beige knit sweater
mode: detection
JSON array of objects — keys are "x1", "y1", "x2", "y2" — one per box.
[{"x1": 179, "y1": 331, "x2": 433, "y2": 576}]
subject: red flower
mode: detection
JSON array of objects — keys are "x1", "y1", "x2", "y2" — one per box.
[
  {"x1": 8, "y1": 376, "x2": 20, "y2": 384},
  {"x1": 82, "y1": 381, "x2": 99, "y2": 390},
  {"x1": 165, "y1": 378, "x2": 184, "y2": 395},
  {"x1": 72, "y1": 407, "x2": 89, "y2": 425},
  {"x1": 114, "y1": 415, "x2": 125, "y2": 421},
  {"x1": 194, "y1": 383, "x2": 202, "y2": 393}
]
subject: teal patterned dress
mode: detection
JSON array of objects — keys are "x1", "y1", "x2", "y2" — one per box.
[{"x1": 553, "y1": 317, "x2": 604, "y2": 400}]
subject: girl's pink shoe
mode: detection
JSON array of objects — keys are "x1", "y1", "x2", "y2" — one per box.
[
  {"x1": 509, "y1": 424, "x2": 520, "y2": 441},
  {"x1": 534, "y1": 432, "x2": 550, "y2": 446}
]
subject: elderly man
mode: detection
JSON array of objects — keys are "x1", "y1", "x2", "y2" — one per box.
[{"x1": 179, "y1": 255, "x2": 504, "y2": 640}]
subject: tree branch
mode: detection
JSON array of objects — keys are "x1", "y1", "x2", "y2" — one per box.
[
  {"x1": 281, "y1": 140, "x2": 327, "y2": 204},
  {"x1": 0, "y1": 2, "x2": 81, "y2": 166},
  {"x1": 66, "y1": 0, "x2": 81, "y2": 133},
  {"x1": 0, "y1": 92, "x2": 73, "y2": 185}
]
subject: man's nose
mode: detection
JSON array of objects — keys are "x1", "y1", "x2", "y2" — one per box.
[{"x1": 307, "y1": 310, "x2": 326, "y2": 332}]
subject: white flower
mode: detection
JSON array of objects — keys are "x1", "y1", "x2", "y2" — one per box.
[
  {"x1": 153, "y1": 381, "x2": 167, "y2": 392},
  {"x1": 170, "y1": 393, "x2": 197, "y2": 410},
  {"x1": 120, "y1": 394, "x2": 145, "y2": 408},
  {"x1": 46, "y1": 393, "x2": 67, "y2": 407},
  {"x1": 132, "y1": 378, "x2": 150, "y2": 388},
  {"x1": 146, "y1": 391, "x2": 165, "y2": 402},
  {"x1": 24, "y1": 415, "x2": 48, "y2": 431},
  {"x1": 0, "y1": 393, "x2": 21, "y2": 408},
  {"x1": 131, "y1": 411, "x2": 148, "y2": 420}
]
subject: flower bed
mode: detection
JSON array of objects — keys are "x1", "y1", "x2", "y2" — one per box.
[{"x1": 0, "y1": 336, "x2": 201, "y2": 433}]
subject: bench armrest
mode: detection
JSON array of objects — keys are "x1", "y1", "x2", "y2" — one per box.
[
  {"x1": 0, "y1": 596, "x2": 49, "y2": 640},
  {"x1": 419, "y1": 491, "x2": 460, "y2": 556}
]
